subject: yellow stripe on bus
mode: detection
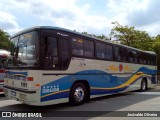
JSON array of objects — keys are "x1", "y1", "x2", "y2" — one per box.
[
  {"x1": 14, "y1": 74, "x2": 26, "y2": 77},
  {"x1": 41, "y1": 89, "x2": 70, "y2": 98},
  {"x1": 91, "y1": 74, "x2": 145, "y2": 90},
  {"x1": 41, "y1": 73, "x2": 148, "y2": 98}
]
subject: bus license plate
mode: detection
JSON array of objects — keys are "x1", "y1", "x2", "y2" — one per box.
[{"x1": 11, "y1": 91, "x2": 16, "y2": 96}]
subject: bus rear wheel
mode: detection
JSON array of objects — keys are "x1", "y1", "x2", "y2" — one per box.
[
  {"x1": 141, "y1": 79, "x2": 147, "y2": 92},
  {"x1": 69, "y1": 82, "x2": 87, "y2": 105}
]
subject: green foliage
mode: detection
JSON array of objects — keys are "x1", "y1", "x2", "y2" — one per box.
[
  {"x1": 82, "y1": 32, "x2": 109, "y2": 41},
  {"x1": 0, "y1": 29, "x2": 10, "y2": 50},
  {"x1": 153, "y1": 35, "x2": 160, "y2": 70},
  {"x1": 110, "y1": 22, "x2": 154, "y2": 51},
  {"x1": 110, "y1": 22, "x2": 160, "y2": 70}
]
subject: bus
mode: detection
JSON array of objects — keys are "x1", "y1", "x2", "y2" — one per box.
[
  {"x1": 3, "y1": 26, "x2": 157, "y2": 106},
  {"x1": 0, "y1": 62, "x2": 5, "y2": 94},
  {"x1": 0, "y1": 49, "x2": 9, "y2": 94}
]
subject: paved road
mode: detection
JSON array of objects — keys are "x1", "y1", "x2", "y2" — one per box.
[{"x1": 1, "y1": 85, "x2": 160, "y2": 120}]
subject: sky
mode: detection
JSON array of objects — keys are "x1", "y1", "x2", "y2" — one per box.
[{"x1": 0, "y1": 0, "x2": 160, "y2": 37}]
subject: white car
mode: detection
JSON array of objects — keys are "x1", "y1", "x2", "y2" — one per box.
[{"x1": 0, "y1": 62, "x2": 5, "y2": 94}]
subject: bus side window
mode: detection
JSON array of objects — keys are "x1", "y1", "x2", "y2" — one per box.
[
  {"x1": 115, "y1": 47, "x2": 128, "y2": 62},
  {"x1": 115, "y1": 47, "x2": 121, "y2": 61},
  {"x1": 96, "y1": 42, "x2": 105, "y2": 59},
  {"x1": 61, "y1": 39, "x2": 70, "y2": 69},
  {"x1": 72, "y1": 38, "x2": 84, "y2": 56},
  {"x1": 154, "y1": 55, "x2": 156, "y2": 65},
  {"x1": 138, "y1": 52, "x2": 142, "y2": 64},
  {"x1": 128, "y1": 50, "x2": 137, "y2": 63},
  {"x1": 128, "y1": 51, "x2": 133, "y2": 62},
  {"x1": 121, "y1": 47, "x2": 128, "y2": 61},
  {"x1": 138, "y1": 52, "x2": 147, "y2": 64},
  {"x1": 45, "y1": 37, "x2": 59, "y2": 68},
  {"x1": 105, "y1": 44, "x2": 113, "y2": 60},
  {"x1": 84, "y1": 40, "x2": 94, "y2": 57},
  {"x1": 133, "y1": 51, "x2": 138, "y2": 63}
]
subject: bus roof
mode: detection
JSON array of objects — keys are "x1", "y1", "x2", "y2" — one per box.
[{"x1": 11, "y1": 26, "x2": 156, "y2": 55}]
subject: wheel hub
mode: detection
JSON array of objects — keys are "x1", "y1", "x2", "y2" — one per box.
[
  {"x1": 142, "y1": 82, "x2": 146, "y2": 90},
  {"x1": 74, "y1": 87, "x2": 84, "y2": 102}
]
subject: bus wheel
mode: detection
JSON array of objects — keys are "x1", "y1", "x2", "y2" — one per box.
[
  {"x1": 141, "y1": 79, "x2": 147, "y2": 92},
  {"x1": 69, "y1": 82, "x2": 87, "y2": 105}
]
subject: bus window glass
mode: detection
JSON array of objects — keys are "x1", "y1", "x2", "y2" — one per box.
[
  {"x1": 138, "y1": 52, "x2": 142, "y2": 64},
  {"x1": 45, "y1": 37, "x2": 58, "y2": 68},
  {"x1": 72, "y1": 38, "x2": 84, "y2": 56},
  {"x1": 115, "y1": 47, "x2": 120, "y2": 61},
  {"x1": 129, "y1": 50, "x2": 133, "y2": 62},
  {"x1": 115, "y1": 47, "x2": 128, "y2": 61},
  {"x1": 143, "y1": 53, "x2": 146, "y2": 64},
  {"x1": 121, "y1": 47, "x2": 128, "y2": 61},
  {"x1": 18, "y1": 32, "x2": 38, "y2": 66},
  {"x1": 61, "y1": 39, "x2": 69, "y2": 69},
  {"x1": 147, "y1": 56, "x2": 151, "y2": 65},
  {"x1": 8, "y1": 37, "x2": 19, "y2": 67},
  {"x1": 154, "y1": 56, "x2": 156, "y2": 65},
  {"x1": 152, "y1": 55, "x2": 156, "y2": 65},
  {"x1": 133, "y1": 51, "x2": 137, "y2": 63},
  {"x1": 8, "y1": 31, "x2": 39, "y2": 68},
  {"x1": 84, "y1": 40, "x2": 94, "y2": 57},
  {"x1": 143, "y1": 53, "x2": 147, "y2": 64},
  {"x1": 105, "y1": 44, "x2": 113, "y2": 60},
  {"x1": 96, "y1": 42, "x2": 105, "y2": 59},
  {"x1": 139, "y1": 52, "x2": 147, "y2": 64},
  {"x1": 129, "y1": 50, "x2": 137, "y2": 63}
]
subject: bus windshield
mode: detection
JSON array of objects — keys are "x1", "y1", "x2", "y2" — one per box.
[{"x1": 8, "y1": 31, "x2": 39, "y2": 68}]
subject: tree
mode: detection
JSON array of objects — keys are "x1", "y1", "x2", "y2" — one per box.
[
  {"x1": 82, "y1": 32, "x2": 109, "y2": 41},
  {"x1": 110, "y1": 22, "x2": 154, "y2": 51},
  {"x1": 0, "y1": 29, "x2": 10, "y2": 50},
  {"x1": 153, "y1": 35, "x2": 160, "y2": 70}
]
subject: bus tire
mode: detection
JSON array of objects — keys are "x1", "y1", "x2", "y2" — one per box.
[
  {"x1": 140, "y1": 79, "x2": 147, "y2": 92},
  {"x1": 69, "y1": 82, "x2": 87, "y2": 105}
]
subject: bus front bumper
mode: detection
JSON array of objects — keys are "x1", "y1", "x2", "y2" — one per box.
[{"x1": 3, "y1": 85, "x2": 39, "y2": 105}]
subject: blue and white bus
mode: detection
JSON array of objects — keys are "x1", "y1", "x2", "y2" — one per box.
[{"x1": 4, "y1": 26, "x2": 157, "y2": 106}]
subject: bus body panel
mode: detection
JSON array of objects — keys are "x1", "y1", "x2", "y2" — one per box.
[
  {"x1": 39, "y1": 58, "x2": 156, "y2": 105},
  {"x1": 4, "y1": 57, "x2": 156, "y2": 106},
  {"x1": 4, "y1": 70, "x2": 42, "y2": 105}
]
